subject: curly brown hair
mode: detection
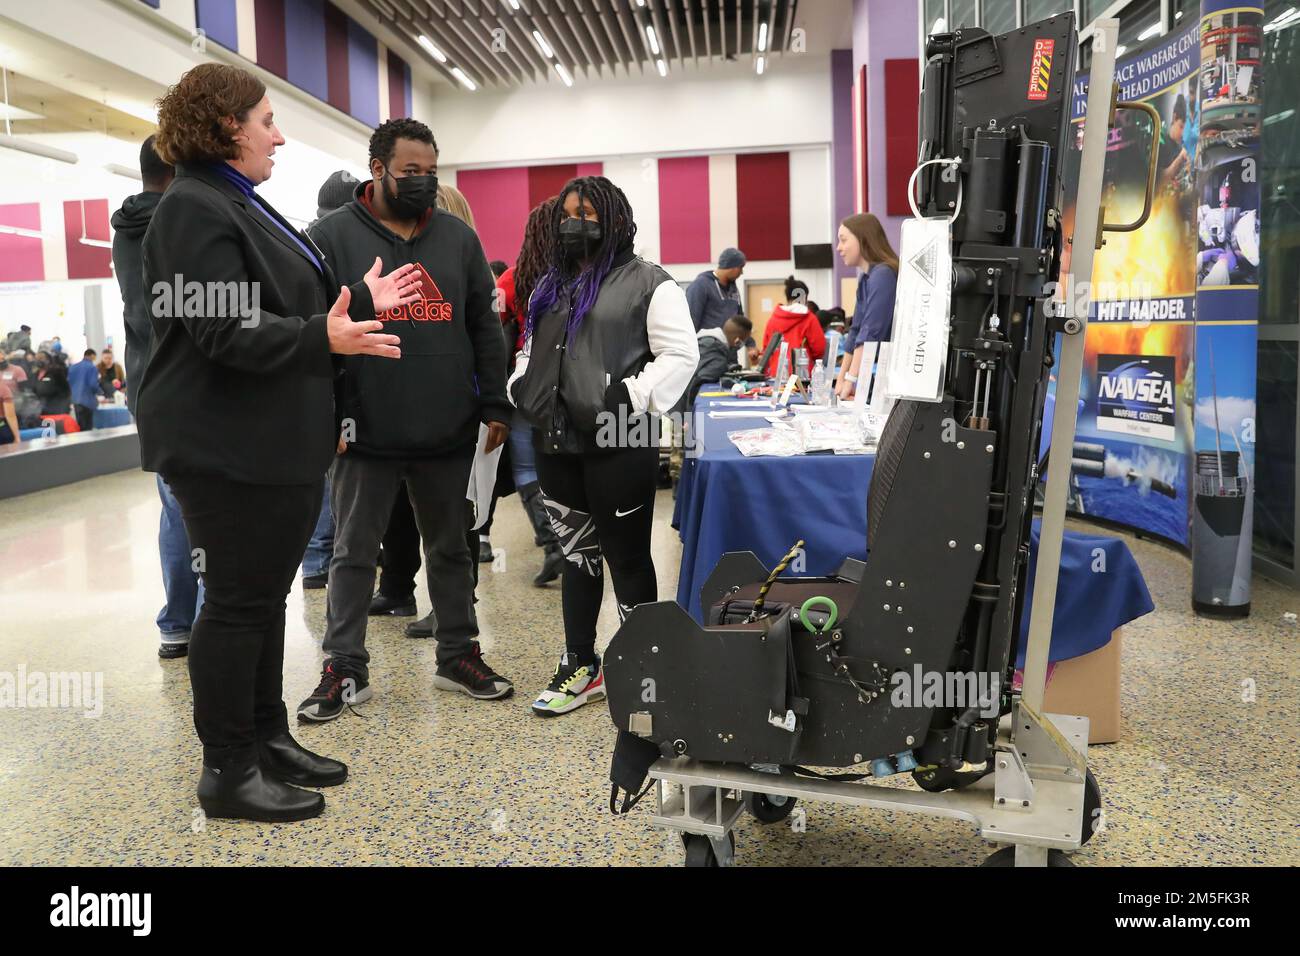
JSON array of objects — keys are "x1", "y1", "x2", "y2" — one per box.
[{"x1": 154, "y1": 63, "x2": 266, "y2": 165}]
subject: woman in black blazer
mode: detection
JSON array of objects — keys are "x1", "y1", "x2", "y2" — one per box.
[{"x1": 137, "y1": 63, "x2": 419, "y2": 823}]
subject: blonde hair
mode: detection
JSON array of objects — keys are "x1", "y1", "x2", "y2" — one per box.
[{"x1": 436, "y1": 183, "x2": 476, "y2": 229}]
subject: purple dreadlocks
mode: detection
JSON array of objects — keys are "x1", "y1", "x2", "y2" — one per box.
[{"x1": 525, "y1": 175, "x2": 637, "y2": 343}]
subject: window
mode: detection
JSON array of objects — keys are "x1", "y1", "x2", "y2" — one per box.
[
  {"x1": 981, "y1": 0, "x2": 1017, "y2": 34},
  {"x1": 924, "y1": 0, "x2": 947, "y2": 34},
  {"x1": 1025, "y1": 0, "x2": 1073, "y2": 24}
]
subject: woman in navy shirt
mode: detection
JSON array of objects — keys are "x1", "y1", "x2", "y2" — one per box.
[{"x1": 835, "y1": 212, "x2": 898, "y2": 400}]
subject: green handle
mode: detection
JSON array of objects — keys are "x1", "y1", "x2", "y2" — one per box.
[{"x1": 799, "y1": 596, "x2": 839, "y2": 633}]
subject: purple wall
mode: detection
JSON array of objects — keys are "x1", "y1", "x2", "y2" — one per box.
[
  {"x1": 853, "y1": 0, "x2": 918, "y2": 251},
  {"x1": 830, "y1": 48, "x2": 856, "y2": 305}
]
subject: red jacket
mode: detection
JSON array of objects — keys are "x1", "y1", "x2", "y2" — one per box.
[
  {"x1": 763, "y1": 303, "x2": 826, "y2": 377},
  {"x1": 496, "y1": 266, "x2": 526, "y2": 360}
]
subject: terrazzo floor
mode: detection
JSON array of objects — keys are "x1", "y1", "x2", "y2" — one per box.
[{"x1": 0, "y1": 469, "x2": 1296, "y2": 866}]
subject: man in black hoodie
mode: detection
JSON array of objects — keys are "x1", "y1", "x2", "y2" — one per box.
[
  {"x1": 297, "y1": 118, "x2": 513, "y2": 720},
  {"x1": 113, "y1": 136, "x2": 174, "y2": 414},
  {"x1": 112, "y1": 137, "x2": 204, "y2": 661}
]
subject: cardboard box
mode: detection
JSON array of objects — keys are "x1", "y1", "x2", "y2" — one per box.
[{"x1": 1042, "y1": 629, "x2": 1122, "y2": 744}]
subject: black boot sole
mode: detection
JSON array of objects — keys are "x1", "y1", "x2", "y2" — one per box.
[
  {"x1": 198, "y1": 797, "x2": 325, "y2": 823},
  {"x1": 261, "y1": 764, "x2": 349, "y2": 788}
]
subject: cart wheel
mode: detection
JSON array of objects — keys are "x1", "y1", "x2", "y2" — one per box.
[
  {"x1": 745, "y1": 791, "x2": 797, "y2": 824},
  {"x1": 682, "y1": 832, "x2": 735, "y2": 867},
  {"x1": 1079, "y1": 768, "x2": 1102, "y2": 846},
  {"x1": 980, "y1": 846, "x2": 1075, "y2": 867},
  {"x1": 912, "y1": 764, "x2": 990, "y2": 793}
]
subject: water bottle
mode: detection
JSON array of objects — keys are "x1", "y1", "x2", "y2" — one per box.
[
  {"x1": 811, "y1": 359, "x2": 828, "y2": 405},
  {"x1": 795, "y1": 348, "x2": 810, "y2": 382}
]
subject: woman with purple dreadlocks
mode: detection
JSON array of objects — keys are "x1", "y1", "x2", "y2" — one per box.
[{"x1": 508, "y1": 175, "x2": 698, "y2": 717}]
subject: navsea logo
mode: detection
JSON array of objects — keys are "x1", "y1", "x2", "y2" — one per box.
[{"x1": 1096, "y1": 354, "x2": 1176, "y2": 442}]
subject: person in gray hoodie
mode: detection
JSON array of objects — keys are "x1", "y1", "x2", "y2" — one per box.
[{"x1": 111, "y1": 136, "x2": 202, "y2": 661}]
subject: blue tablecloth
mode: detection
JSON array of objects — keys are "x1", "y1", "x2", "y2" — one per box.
[
  {"x1": 673, "y1": 393, "x2": 1154, "y2": 664},
  {"x1": 93, "y1": 405, "x2": 132, "y2": 429}
]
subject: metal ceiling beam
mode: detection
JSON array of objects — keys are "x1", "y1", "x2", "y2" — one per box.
[
  {"x1": 610, "y1": 0, "x2": 646, "y2": 75},
  {"x1": 415, "y1": 1, "x2": 504, "y2": 86},
  {"x1": 372, "y1": 2, "x2": 481, "y2": 89},
  {"x1": 493, "y1": 5, "x2": 554, "y2": 81},
  {"x1": 681, "y1": 0, "x2": 699, "y2": 66},
  {"x1": 474, "y1": 2, "x2": 543, "y2": 82},
  {"x1": 762, "y1": 0, "x2": 777, "y2": 62},
  {"x1": 567, "y1": 0, "x2": 613, "y2": 78},
  {"x1": 457, "y1": 1, "x2": 529, "y2": 83},
  {"x1": 717, "y1": 0, "x2": 726, "y2": 59},
  {"x1": 648, "y1": 0, "x2": 676, "y2": 67},
  {"x1": 521, "y1": 3, "x2": 579, "y2": 75},
  {"x1": 542, "y1": 1, "x2": 593, "y2": 78},
  {"x1": 593, "y1": 0, "x2": 632, "y2": 75},
  {"x1": 781, "y1": 0, "x2": 797, "y2": 56}
]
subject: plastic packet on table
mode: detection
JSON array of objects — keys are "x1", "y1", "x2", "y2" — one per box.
[
  {"x1": 858, "y1": 409, "x2": 890, "y2": 445},
  {"x1": 796, "y1": 411, "x2": 874, "y2": 454},
  {"x1": 727, "y1": 426, "x2": 805, "y2": 457}
]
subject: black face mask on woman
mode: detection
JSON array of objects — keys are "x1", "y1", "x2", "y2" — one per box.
[
  {"x1": 382, "y1": 168, "x2": 439, "y2": 220},
  {"x1": 558, "y1": 218, "x2": 603, "y2": 262}
]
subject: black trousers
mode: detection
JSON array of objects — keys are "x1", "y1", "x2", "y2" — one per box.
[
  {"x1": 377, "y1": 489, "x2": 422, "y2": 599},
  {"x1": 74, "y1": 403, "x2": 94, "y2": 431},
  {"x1": 378, "y1": 484, "x2": 481, "y2": 599},
  {"x1": 166, "y1": 474, "x2": 323, "y2": 754},
  {"x1": 534, "y1": 443, "x2": 660, "y2": 661}
]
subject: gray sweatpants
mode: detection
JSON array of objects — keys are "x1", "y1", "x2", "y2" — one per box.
[{"x1": 323, "y1": 449, "x2": 476, "y2": 674}]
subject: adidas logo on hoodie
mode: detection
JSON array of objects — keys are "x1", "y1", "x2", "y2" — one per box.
[{"x1": 378, "y1": 263, "x2": 453, "y2": 323}]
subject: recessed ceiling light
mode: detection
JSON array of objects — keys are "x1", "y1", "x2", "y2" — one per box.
[
  {"x1": 756, "y1": 55, "x2": 766, "y2": 75},
  {"x1": 533, "y1": 30, "x2": 554, "y2": 58},
  {"x1": 450, "y1": 67, "x2": 477, "y2": 91},
  {"x1": 656, "y1": 58, "x2": 667, "y2": 77},
  {"x1": 555, "y1": 63, "x2": 573, "y2": 87},
  {"x1": 0, "y1": 134, "x2": 79, "y2": 165},
  {"x1": 1137, "y1": 22, "x2": 1160, "y2": 41},
  {"x1": 758, "y1": 22, "x2": 768, "y2": 51},
  {"x1": 646, "y1": 25, "x2": 660, "y2": 56},
  {"x1": 104, "y1": 162, "x2": 142, "y2": 181},
  {"x1": 417, "y1": 35, "x2": 446, "y2": 63}
]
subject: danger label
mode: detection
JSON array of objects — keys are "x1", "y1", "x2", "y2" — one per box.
[{"x1": 1028, "y1": 37, "x2": 1054, "y2": 100}]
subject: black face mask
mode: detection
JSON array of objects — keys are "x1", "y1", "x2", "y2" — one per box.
[
  {"x1": 558, "y1": 218, "x2": 602, "y2": 262},
  {"x1": 382, "y1": 167, "x2": 438, "y2": 220}
]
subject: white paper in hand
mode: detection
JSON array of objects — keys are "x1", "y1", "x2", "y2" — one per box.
[{"x1": 466, "y1": 423, "x2": 503, "y2": 530}]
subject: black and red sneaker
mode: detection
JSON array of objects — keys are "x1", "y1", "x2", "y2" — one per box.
[
  {"x1": 433, "y1": 644, "x2": 514, "y2": 700},
  {"x1": 296, "y1": 661, "x2": 372, "y2": 722}
]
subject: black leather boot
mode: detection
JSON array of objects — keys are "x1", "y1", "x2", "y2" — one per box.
[
  {"x1": 533, "y1": 544, "x2": 565, "y2": 587},
  {"x1": 197, "y1": 744, "x2": 325, "y2": 823},
  {"x1": 520, "y1": 483, "x2": 564, "y2": 586},
  {"x1": 258, "y1": 730, "x2": 348, "y2": 787}
]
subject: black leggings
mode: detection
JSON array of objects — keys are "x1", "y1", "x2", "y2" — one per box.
[
  {"x1": 166, "y1": 475, "x2": 323, "y2": 754},
  {"x1": 534, "y1": 443, "x2": 660, "y2": 661}
]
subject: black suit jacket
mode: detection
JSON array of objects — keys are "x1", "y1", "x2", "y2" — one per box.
[{"x1": 135, "y1": 163, "x2": 375, "y2": 485}]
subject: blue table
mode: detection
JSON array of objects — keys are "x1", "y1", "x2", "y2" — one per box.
[
  {"x1": 673, "y1": 393, "x2": 1154, "y2": 665},
  {"x1": 93, "y1": 405, "x2": 132, "y2": 429}
]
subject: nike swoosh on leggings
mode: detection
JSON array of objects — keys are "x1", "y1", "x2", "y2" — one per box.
[{"x1": 614, "y1": 505, "x2": 644, "y2": 518}]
